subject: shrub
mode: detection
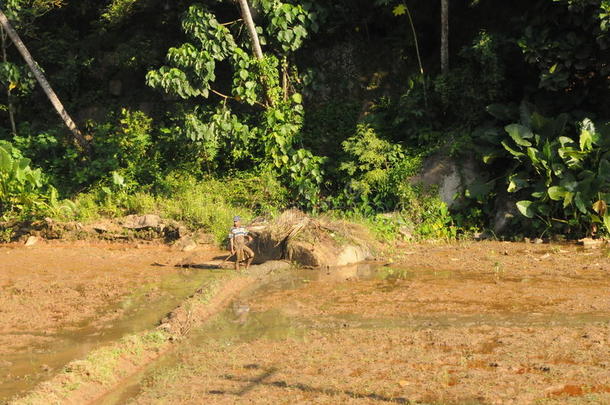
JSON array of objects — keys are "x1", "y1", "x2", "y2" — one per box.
[{"x1": 0, "y1": 141, "x2": 49, "y2": 219}]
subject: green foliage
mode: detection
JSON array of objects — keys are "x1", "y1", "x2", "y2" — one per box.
[
  {"x1": 101, "y1": 0, "x2": 140, "y2": 25},
  {"x1": 519, "y1": 0, "x2": 610, "y2": 93},
  {"x1": 256, "y1": 0, "x2": 320, "y2": 53},
  {"x1": 497, "y1": 108, "x2": 610, "y2": 235},
  {"x1": 434, "y1": 31, "x2": 508, "y2": 126},
  {"x1": 336, "y1": 123, "x2": 421, "y2": 212},
  {"x1": 0, "y1": 62, "x2": 34, "y2": 96},
  {"x1": 146, "y1": 1, "x2": 324, "y2": 210},
  {"x1": 62, "y1": 171, "x2": 288, "y2": 243},
  {"x1": 0, "y1": 141, "x2": 47, "y2": 217}
]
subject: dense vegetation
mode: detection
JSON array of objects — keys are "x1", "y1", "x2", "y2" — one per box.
[{"x1": 0, "y1": 0, "x2": 609, "y2": 240}]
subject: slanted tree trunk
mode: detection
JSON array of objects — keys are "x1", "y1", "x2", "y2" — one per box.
[
  {"x1": 0, "y1": 9, "x2": 89, "y2": 153},
  {"x1": 235, "y1": 0, "x2": 274, "y2": 106},
  {"x1": 0, "y1": 26, "x2": 16, "y2": 135},
  {"x1": 236, "y1": 0, "x2": 264, "y2": 60},
  {"x1": 441, "y1": 0, "x2": 449, "y2": 74}
]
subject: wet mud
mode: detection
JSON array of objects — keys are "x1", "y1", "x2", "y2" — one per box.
[
  {"x1": 3, "y1": 241, "x2": 610, "y2": 404},
  {"x1": 117, "y1": 242, "x2": 610, "y2": 404},
  {"x1": 0, "y1": 241, "x2": 226, "y2": 401}
]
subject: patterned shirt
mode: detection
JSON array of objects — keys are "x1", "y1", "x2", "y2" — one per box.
[{"x1": 229, "y1": 226, "x2": 248, "y2": 239}]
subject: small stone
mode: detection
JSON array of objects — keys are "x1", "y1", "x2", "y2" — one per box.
[
  {"x1": 91, "y1": 223, "x2": 108, "y2": 233},
  {"x1": 24, "y1": 236, "x2": 39, "y2": 246},
  {"x1": 533, "y1": 238, "x2": 544, "y2": 244}
]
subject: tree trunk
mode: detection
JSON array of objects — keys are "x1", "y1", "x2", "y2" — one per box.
[
  {"x1": 0, "y1": 26, "x2": 17, "y2": 135},
  {"x1": 235, "y1": 0, "x2": 274, "y2": 106},
  {"x1": 441, "y1": 0, "x2": 449, "y2": 74},
  {"x1": 0, "y1": 9, "x2": 89, "y2": 153},
  {"x1": 236, "y1": 0, "x2": 264, "y2": 60}
]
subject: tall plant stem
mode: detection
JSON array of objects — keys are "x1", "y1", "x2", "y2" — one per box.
[{"x1": 403, "y1": 1, "x2": 427, "y2": 108}]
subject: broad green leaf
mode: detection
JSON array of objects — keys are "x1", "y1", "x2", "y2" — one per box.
[
  {"x1": 0, "y1": 147, "x2": 12, "y2": 171},
  {"x1": 574, "y1": 192, "x2": 588, "y2": 214},
  {"x1": 291, "y1": 93, "x2": 303, "y2": 104},
  {"x1": 505, "y1": 124, "x2": 533, "y2": 146},
  {"x1": 580, "y1": 127, "x2": 594, "y2": 151},
  {"x1": 558, "y1": 136, "x2": 576, "y2": 147},
  {"x1": 516, "y1": 200, "x2": 535, "y2": 218},
  {"x1": 547, "y1": 186, "x2": 567, "y2": 201},
  {"x1": 486, "y1": 103, "x2": 515, "y2": 120},
  {"x1": 563, "y1": 191, "x2": 574, "y2": 208},
  {"x1": 501, "y1": 141, "x2": 525, "y2": 157},
  {"x1": 551, "y1": 163, "x2": 567, "y2": 177},
  {"x1": 527, "y1": 147, "x2": 540, "y2": 165}
]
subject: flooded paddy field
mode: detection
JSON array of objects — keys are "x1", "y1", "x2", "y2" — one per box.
[
  {"x1": 2, "y1": 241, "x2": 610, "y2": 404},
  {"x1": 117, "y1": 242, "x2": 610, "y2": 405},
  {"x1": 0, "y1": 241, "x2": 225, "y2": 401}
]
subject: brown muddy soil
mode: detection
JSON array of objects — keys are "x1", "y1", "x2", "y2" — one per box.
[
  {"x1": 124, "y1": 241, "x2": 610, "y2": 405},
  {"x1": 0, "y1": 241, "x2": 225, "y2": 400}
]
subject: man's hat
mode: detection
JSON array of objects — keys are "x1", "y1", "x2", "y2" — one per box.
[{"x1": 233, "y1": 215, "x2": 241, "y2": 222}]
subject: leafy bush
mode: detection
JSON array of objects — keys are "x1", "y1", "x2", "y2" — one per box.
[
  {"x1": 0, "y1": 141, "x2": 48, "y2": 218},
  {"x1": 336, "y1": 123, "x2": 422, "y2": 212},
  {"x1": 500, "y1": 112, "x2": 610, "y2": 236}
]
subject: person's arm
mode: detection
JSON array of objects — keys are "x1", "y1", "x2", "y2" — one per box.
[{"x1": 230, "y1": 237, "x2": 235, "y2": 253}]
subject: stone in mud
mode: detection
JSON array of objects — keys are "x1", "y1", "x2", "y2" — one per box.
[
  {"x1": 24, "y1": 235, "x2": 39, "y2": 246},
  {"x1": 122, "y1": 214, "x2": 163, "y2": 230},
  {"x1": 92, "y1": 223, "x2": 108, "y2": 233},
  {"x1": 578, "y1": 237, "x2": 606, "y2": 249}
]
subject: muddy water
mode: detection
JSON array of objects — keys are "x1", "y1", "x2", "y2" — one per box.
[
  {"x1": 93, "y1": 262, "x2": 610, "y2": 404},
  {"x1": 0, "y1": 268, "x2": 226, "y2": 402}
]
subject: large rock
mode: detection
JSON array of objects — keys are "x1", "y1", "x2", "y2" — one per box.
[
  {"x1": 410, "y1": 153, "x2": 479, "y2": 208},
  {"x1": 122, "y1": 214, "x2": 163, "y2": 230}
]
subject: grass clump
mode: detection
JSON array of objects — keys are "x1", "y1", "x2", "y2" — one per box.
[{"x1": 49, "y1": 170, "x2": 287, "y2": 244}]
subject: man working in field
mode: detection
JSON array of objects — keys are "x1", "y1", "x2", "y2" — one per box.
[{"x1": 229, "y1": 216, "x2": 255, "y2": 270}]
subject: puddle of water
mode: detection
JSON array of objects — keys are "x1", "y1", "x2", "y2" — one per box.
[{"x1": 0, "y1": 268, "x2": 227, "y2": 402}]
